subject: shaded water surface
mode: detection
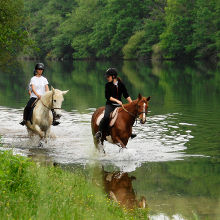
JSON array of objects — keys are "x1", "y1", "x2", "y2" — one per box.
[{"x1": 0, "y1": 60, "x2": 220, "y2": 219}]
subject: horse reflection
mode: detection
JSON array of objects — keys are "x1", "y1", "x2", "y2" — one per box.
[{"x1": 103, "y1": 171, "x2": 147, "y2": 209}]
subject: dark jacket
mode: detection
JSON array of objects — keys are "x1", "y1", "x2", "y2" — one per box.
[{"x1": 105, "y1": 80, "x2": 129, "y2": 105}]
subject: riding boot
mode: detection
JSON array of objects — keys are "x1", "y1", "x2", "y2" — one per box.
[
  {"x1": 131, "y1": 133, "x2": 137, "y2": 139},
  {"x1": 52, "y1": 121, "x2": 60, "y2": 126},
  {"x1": 95, "y1": 117, "x2": 107, "y2": 140},
  {"x1": 19, "y1": 120, "x2": 26, "y2": 126},
  {"x1": 95, "y1": 131, "x2": 102, "y2": 140},
  {"x1": 19, "y1": 107, "x2": 28, "y2": 126}
]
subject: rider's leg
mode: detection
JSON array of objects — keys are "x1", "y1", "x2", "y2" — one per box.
[
  {"x1": 95, "y1": 104, "x2": 115, "y2": 139},
  {"x1": 20, "y1": 98, "x2": 36, "y2": 125}
]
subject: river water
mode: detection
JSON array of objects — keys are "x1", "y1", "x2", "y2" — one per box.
[{"x1": 0, "y1": 60, "x2": 220, "y2": 219}]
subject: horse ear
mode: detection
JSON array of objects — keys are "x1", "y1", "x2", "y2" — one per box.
[
  {"x1": 147, "y1": 96, "x2": 151, "y2": 101},
  {"x1": 51, "y1": 86, "x2": 55, "y2": 94},
  {"x1": 138, "y1": 93, "x2": 142, "y2": 100},
  {"x1": 62, "y1": 90, "x2": 69, "y2": 95}
]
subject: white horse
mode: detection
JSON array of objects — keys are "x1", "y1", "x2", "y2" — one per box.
[{"x1": 26, "y1": 87, "x2": 68, "y2": 139}]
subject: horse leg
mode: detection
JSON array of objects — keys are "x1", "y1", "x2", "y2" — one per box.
[
  {"x1": 93, "y1": 137, "x2": 105, "y2": 154},
  {"x1": 44, "y1": 127, "x2": 52, "y2": 140},
  {"x1": 27, "y1": 127, "x2": 34, "y2": 138},
  {"x1": 115, "y1": 136, "x2": 128, "y2": 149},
  {"x1": 33, "y1": 124, "x2": 44, "y2": 139}
]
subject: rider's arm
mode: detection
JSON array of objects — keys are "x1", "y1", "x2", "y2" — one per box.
[
  {"x1": 109, "y1": 97, "x2": 122, "y2": 106},
  {"x1": 126, "y1": 97, "x2": 132, "y2": 103},
  {"x1": 31, "y1": 84, "x2": 41, "y2": 99},
  {"x1": 45, "y1": 84, "x2": 49, "y2": 92}
]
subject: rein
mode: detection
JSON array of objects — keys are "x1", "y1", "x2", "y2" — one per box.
[
  {"x1": 40, "y1": 93, "x2": 61, "y2": 111},
  {"x1": 121, "y1": 104, "x2": 136, "y2": 118},
  {"x1": 121, "y1": 103, "x2": 147, "y2": 118}
]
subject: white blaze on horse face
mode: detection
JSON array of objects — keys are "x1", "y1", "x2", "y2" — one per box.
[{"x1": 143, "y1": 103, "x2": 146, "y2": 122}]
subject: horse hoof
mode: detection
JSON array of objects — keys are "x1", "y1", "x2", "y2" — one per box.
[{"x1": 119, "y1": 147, "x2": 127, "y2": 153}]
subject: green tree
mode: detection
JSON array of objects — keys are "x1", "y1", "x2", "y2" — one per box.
[
  {"x1": 159, "y1": 0, "x2": 195, "y2": 59},
  {"x1": 186, "y1": 0, "x2": 220, "y2": 60},
  {"x1": 0, "y1": 0, "x2": 29, "y2": 58},
  {"x1": 89, "y1": 0, "x2": 150, "y2": 58},
  {"x1": 24, "y1": 0, "x2": 76, "y2": 58},
  {"x1": 123, "y1": 0, "x2": 166, "y2": 59}
]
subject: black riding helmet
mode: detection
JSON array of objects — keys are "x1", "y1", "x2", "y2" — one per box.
[
  {"x1": 35, "y1": 63, "x2": 44, "y2": 70},
  {"x1": 34, "y1": 63, "x2": 45, "y2": 75},
  {"x1": 105, "y1": 68, "x2": 118, "y2": 78}
]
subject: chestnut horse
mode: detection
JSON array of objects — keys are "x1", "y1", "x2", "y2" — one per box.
[{"x1": 91, "y1": 94, "x2": 150, "y2": 151}]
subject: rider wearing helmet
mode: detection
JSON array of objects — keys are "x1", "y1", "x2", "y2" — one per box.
[
  {"x1": 95, "y1": 68, "x2": 136, "y2": 140},
  {"x1": 20, "y1": 63, "x2": 60, "y2": 126}
]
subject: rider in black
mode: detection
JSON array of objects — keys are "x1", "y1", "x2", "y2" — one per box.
[{"x1": 95, "y1": 68, "x2": 136, "y2": 140}]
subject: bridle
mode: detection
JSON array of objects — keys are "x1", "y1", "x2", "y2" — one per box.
[
  {"x1": 121, "y1": 101, "x2": 148, "y2": 119},
  {"x1": 40, "y1": 93, "x2": 62, "y2": 111}
]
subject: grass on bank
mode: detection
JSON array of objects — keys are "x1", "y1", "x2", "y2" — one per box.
[{"x1": 0, "y1": 150, "x2": 148, "y2": 219}]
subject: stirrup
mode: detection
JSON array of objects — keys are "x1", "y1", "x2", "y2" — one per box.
[
  {"x1": 95, "y1": 131, "x2": 102, "y2": 140},
  {"x1": 131, "y1": 133, "x2": 137, "y2": 139}
]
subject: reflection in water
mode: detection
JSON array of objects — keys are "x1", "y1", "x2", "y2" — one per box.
[
  {"x1": 132, "y1": 161, "x2": 220, "y2": 220},
  {"x1": 27, "y1": 147, "x2": 54, "y2": 166},
  {"x1": 103, "y1": 170, "x2": 146, "y2": 209}
]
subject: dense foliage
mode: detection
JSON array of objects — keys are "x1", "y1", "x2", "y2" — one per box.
[
  {"x1": 0, "y1": 0, "x2": 31, "y2": 59},
  {"x1": 22, "y1": 0, "x2": 219, "y2": 61},
  {"x1": 1, "y1": 0, "x2": 219, "y2": 60}
]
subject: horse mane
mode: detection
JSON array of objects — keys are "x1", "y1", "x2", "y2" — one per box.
[
  {"x1": 118, "y1": 99, "x2": 139, "y2": 114},
  {"x1": 122, "y1": 99, "x2": 139, "y2": 108},
  {"x1": 41, "y1": 91, "x2": 53, "y2": 107}
]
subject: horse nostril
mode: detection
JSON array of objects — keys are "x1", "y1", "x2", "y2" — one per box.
[{"x1": 140, "y1": 119, "x2": 145, "y2": 124}]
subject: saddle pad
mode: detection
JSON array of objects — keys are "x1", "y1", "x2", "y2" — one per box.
[{"x1": 96, "y1": 107, "x2": 119, "y2": 127}]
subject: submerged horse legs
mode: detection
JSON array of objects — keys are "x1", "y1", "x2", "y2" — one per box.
[{"x1": 93, "y1": 136, "x2": 105, "y2": 154}]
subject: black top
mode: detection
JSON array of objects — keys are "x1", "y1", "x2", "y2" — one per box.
[{"x1": 105, "y1": 80, "x2": 129, "y2": 105}]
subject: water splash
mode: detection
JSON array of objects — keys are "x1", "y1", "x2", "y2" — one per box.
[{"x1": 0, "y1": 106, "x2": 200, "y2": 172}]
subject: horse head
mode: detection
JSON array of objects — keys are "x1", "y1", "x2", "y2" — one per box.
[
  {"x1": 51, "y1": 87, "x2": 69, "y2": 119},
  {"x1": 137, "y1": 93, "x2": 151, "y2": 124}
]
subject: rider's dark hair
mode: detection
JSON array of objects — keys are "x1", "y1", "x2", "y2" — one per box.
[{"x1": 105, "y1": 68, "x2": 118, "y2": 78}]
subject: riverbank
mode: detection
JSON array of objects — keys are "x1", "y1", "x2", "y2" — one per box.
[{"x1": 0, "y1": 150, "x2": 148, "y2": 219}]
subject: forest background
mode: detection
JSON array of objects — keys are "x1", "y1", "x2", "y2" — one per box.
[{"x1": 0, "y1": 0, "x2": 219, "y2": 62}]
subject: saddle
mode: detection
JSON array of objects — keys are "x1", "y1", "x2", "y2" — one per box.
[{"x1": 96, "y1": 107, "x2": 119, "y2": 127}]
